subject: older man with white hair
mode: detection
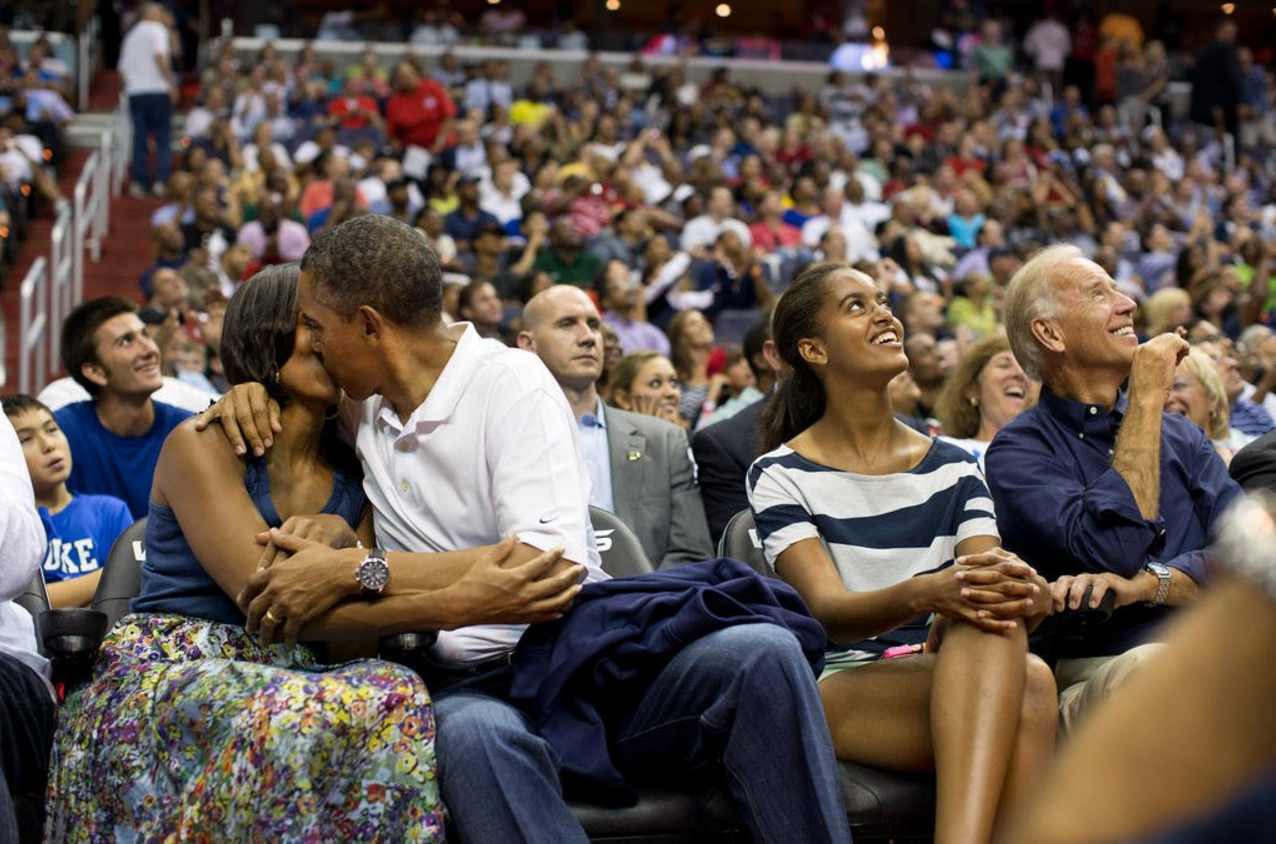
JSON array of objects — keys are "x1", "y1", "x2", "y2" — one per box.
[{"x1": 984, "y1": 244, "x2": 1242, "y2": 733}]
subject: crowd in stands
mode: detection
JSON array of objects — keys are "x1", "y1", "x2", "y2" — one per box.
[
  {"x1": 0, "y1": 27, "x2": 73, "y2": 274},
  {"x1": 6, "y1": 1, "x2": 1276, "y2": 841}
]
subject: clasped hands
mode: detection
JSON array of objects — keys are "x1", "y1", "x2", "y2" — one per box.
[
  {"x1": 929, "y1": 548, "x2": 1052, "y2": 636},
  {"x1": 238, "y1": 520, "x2": 585, "y2": 648}
]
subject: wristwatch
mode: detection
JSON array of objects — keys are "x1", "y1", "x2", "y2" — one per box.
[
  {"x1": 356, "y1": 547, "x2": 390, "y2": 596},
  {"x1": 1143, "y1": 561, "x2": 1172, "y2": 606}
]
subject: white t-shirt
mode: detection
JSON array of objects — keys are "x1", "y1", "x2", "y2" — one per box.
[
  {"x1": 680, "y1": 215, "x2": 752, "y2": 253},
  {"x1": 346, "y1": 323, "x2": 607, "y2": 667},
  {"x1": 118, "y1": 19, "x2": 171, "y2": 95}
]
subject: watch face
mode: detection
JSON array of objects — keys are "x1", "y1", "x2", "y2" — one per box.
[{"x1": 359, "y1": 557, "x2": 390, "y2": 591}]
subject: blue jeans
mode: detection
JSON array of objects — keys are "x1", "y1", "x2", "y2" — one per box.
[
  {"x1": 434, "y1": 624, "x2": 851, "y2": 844},
  {"x1": 128, "y1": 92, "x2": 171, "y2": 191}
]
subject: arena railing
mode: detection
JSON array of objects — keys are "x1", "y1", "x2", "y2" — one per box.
[
  {"x1": 12, "y1": 105, "x2": 126, "y2": 395},
  {"x1": 18, "y1": 257, "x2": 49, "y2": 395},
  {"x1": 227, "y1": 37, "x2": 968, "y2": 98}
]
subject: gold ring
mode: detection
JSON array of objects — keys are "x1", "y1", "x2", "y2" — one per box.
[{"x1": 264, "y1": 609, "x2": 282, "y2": 624}]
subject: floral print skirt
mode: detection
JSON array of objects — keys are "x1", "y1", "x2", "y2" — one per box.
[{"x1": 44, "y1": 613, "x2": 446, "y2": 844}]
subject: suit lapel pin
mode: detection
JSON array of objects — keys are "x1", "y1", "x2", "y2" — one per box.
[{"x1": 627, "y1": 449, "x2": 641, "y2": 462}]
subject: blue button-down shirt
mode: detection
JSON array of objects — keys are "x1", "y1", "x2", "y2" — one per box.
[
  {"x1": 986, "y1": 387, "x2": 1242, "y2": 656},
  {"x1": 578, "y1": 397, "x2": 615, "y2": 514}
]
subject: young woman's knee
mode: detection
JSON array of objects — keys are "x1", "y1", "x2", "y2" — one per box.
[{"x1": 1021, "y1": 654, "x2": 1059, "y2": 732}]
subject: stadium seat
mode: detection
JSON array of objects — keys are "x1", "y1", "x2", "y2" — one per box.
[
  {"x1": 587, "y1": 506, "x2": 655, "y2": 578},
  {"x1": 718, "y1": 508, "x2": 938, "y2": 840},
  {"x1": 13, "y1": 571, "x2": 50, "y2": 654},
  {"x1": 93, "y1": 517, "x2": 148, "y2": 630}
]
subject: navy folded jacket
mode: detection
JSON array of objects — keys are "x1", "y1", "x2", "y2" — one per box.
[{"x1": 509, "y1": 557, "x2": 827, "y2": 805}]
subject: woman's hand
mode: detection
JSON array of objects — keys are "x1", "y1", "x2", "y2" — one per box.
[
  {"x1": 255, "y1": 514, "x2": 361, "y2": 569},
  {"x1": 240, "y1": 532, "x2": 362, "y2": 645},
  {"x1": 922, "y1": 549, "x2": 1042, "y2": 632},
  {"x1": 954, "y1": 549, "x2": 1051, "y2": 622}
]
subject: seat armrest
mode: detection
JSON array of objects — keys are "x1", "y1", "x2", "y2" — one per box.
[{"x1": 38, "y1": 608, "x2": 110, "y2": 687}]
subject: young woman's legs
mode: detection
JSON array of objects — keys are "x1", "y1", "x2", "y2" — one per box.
[{"x1": 819, "y1": 620, "x2": 1054, "y2": 844}]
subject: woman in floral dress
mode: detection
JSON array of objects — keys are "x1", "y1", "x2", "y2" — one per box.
[{"x1": 45, "y1": 264, "x2": 446, "y2": 843}]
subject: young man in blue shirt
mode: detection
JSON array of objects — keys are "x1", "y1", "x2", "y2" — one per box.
[{"x1": 55, "y1": 297, "x2": 192, "y2": 519}]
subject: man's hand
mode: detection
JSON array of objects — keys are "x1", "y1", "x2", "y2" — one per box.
[
  {"x1": 440, "y1": 533, "x2": 584, "y2": 628},
  {"x1": 241, "y1": 532, "x2": 363, "y2": 645},
  {"x1": 1128, "y1": 332, "x2": 1190, "y2": 405},
  {"x1": 194, "y1": 381, "x2": 281, "y2": 456},
  {"x1": 1050, "y1": 571, "x2": 1152, "y2": 613},
  {"x1": 255, "y1": 514, "x2": 361, "y2": 569}
]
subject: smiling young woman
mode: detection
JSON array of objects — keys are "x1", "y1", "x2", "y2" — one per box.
[{"x1": 749, "y1": 263, "x2": 1056, "y2": 844}]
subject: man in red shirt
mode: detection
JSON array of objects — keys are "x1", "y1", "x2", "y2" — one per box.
[{"x1": 386, "y1": 59, "x2": 456, "y2": 153}]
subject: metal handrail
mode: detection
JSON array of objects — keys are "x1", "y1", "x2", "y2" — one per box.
[
  {"x1": 7, "y1": 102, "x2": 125, "y2": 393},
  {"x1": 72, "y1": 150, "x2": 100, "y2": 305},
  {"x1": 48, "y1": 205, "x2": 73, "y2": 375},
  {"x1": 19, "y1": 258, "x2": 49, "y2": 395}
]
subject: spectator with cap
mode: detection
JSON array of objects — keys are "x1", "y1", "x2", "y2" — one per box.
[{"x1": 443, "y1": 173, "x2": 499, "y2": 252}]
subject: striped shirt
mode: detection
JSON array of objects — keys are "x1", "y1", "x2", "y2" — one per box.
[{"x1": 748, "y1": 438, "x2": 999, "y2": 656}]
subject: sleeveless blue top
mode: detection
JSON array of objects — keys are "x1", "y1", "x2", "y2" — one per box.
[{"x1": 132, "y1": 454, "x2": 368, "y2": 625}]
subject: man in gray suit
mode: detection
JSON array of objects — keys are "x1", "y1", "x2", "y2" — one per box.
[{"x1": 518, "y1": 286, "x2": 713, "y2": 568}]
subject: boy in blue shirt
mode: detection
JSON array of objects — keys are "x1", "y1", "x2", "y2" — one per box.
[{"x1": 2, "y1": 395, "x2": 133, "y2": 608}]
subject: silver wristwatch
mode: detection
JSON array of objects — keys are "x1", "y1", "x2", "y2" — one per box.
[
  {"x1": 1143, "y1": 561, "x2": 1171, "y2": 606},
  {"x1": 356, "y1": 547, "x2": 390, "y2": 595}
]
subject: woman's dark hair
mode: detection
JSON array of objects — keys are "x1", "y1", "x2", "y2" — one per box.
[
  {"x1": 219, "y1": 263, "x2": 300, "y2": 407},
  {"x1": 758, "y1": 262, "x2": 854, "y2": 453}
]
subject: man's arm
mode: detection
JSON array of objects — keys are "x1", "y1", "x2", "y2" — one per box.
[
  {"x1": 691, "y1": 418, "x2": 753, "y2": 547},
  {"x1": 1111, "y1": 332, "x2": 1189, "y2": 519},
  {"x1": 0, "y1": 416, "x2": 43, "y2": 602},
  {"x1": 986, "y1": 425, "x2": 1166, "y2": 581},
  {"x1": 657, "y1": 428, "x2": 714, "y2": 568}
]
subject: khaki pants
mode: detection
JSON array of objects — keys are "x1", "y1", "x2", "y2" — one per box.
[{"x1": 1055, "y1": 643, "x2": 1165, "y2": 737}]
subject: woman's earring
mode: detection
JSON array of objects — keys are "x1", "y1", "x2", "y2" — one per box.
[
  {"x1": 271, "y1": 364, "x2": 281, "y2": 385},
  {"x1": 969, "y1": 397, "x2": 979, "y2": 407}
]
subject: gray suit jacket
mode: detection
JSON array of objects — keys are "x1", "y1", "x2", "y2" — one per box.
[{"x1": 603, "y1": 405, "x2": 714, "y2": 569}]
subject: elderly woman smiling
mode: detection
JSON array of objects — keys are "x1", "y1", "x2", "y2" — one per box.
[
  {"x1": 936, "y1": 333, "x2": 1038, "y2": 467},
  {"x1": 1164, "y1": 347, "x2": 1253, "y2": 466}
]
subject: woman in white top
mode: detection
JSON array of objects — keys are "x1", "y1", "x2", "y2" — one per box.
[{"x1": 748, "y1": 263, "x2": 1055, "y2": 844}]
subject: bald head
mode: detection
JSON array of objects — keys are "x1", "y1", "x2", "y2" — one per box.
[
  {"x1": 518, "y1": 285, "x2": 604, "y2": 397},
  {"x1": 522, "y1": 285, "x2": 597, "y2": 335}
]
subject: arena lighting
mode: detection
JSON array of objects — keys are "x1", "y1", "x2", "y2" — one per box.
[
  {"x1": 1221, "y1": 2, "x2": 1235, "y2": 12},
  {"x1": 605, "y1": 0, "x2": 620, "y2": 9},
  {"x1": 715, "y1": 3, "x2": 732, "y2": 17}
]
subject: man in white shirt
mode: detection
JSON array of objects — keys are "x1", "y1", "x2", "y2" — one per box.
[
  {"x1": 0, "y1": 413, "x2": 57, "y2": 841},
  {"x1": 214, "y1": 216, "x2": 851, "y2": 844},
  {"x1": 117, "y1": 3, "x2": 175, "y2": 197},
  {"x1": 680, "y1": 185, "x2": 752, "y2": 257}
]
